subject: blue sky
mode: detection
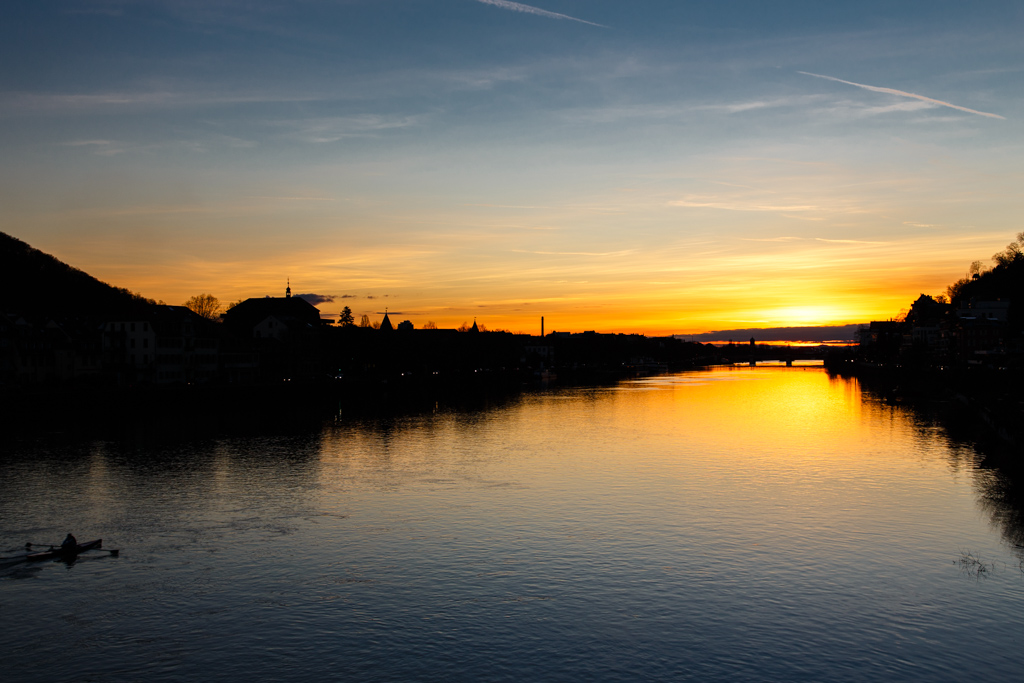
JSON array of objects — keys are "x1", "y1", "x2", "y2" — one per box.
[{"x1": 2, "y1": 1, "x2": 1022, "y2": 332}]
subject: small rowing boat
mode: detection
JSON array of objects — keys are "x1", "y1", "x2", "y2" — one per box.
[{"x1": 26, "y1": 539, "x2": 103, "y2": 561}]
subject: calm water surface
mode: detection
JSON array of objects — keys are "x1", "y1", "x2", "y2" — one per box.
[{"x1": 3, "y1": 367, "x2": 1023, "y2": 681}]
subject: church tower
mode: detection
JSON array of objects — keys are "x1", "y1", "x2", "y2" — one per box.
[{"x1": 286, "y1": 279, "x2": 292, "y2": 298}]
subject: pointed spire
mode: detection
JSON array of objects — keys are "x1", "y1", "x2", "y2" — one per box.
[{"x1": 286, "y1": 279, "x2": 292, "y2": 298}]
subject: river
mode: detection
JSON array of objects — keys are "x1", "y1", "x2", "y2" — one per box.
[{"x1": 2, "y1": 366, "x2": 1022, "y2": 681}]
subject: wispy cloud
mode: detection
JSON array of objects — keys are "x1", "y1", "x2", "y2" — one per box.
[
  {"x1": 463, "y1": 203, "x2": 552, "y2": 209},
  {"x1": 814, "y1": 238, "x2": 888, "y2": 245},
  {"x1": 669, "y1": 198, "x2": 819, "y2": 213},
  {"x1": 798, "y1": 71, "x2": 1005, "y2": 120},
  {"x1": 695, "y1": 96, "x2": 825, "y2": 114},
  {"x1": 61, "y1": 139, "x2": 135, "y2": 156},
  {"x1": 65, "y1": 4, "x2": 123, "y2": 17},
  {"x1": 782, "y1": 214, "x2": 825, "y2": 222},
  {"x1": 63, "y1": 139, "x2": 114, "y2": 147},
  {"x1": 474, "y1": 0, "x2": 606, "y2": 28},
  {"x1": 0, "y1": 90, "x2": 323, "y2": 115},
  {"x1": 246, "y1": 195, "x2": 336, "y2": 201},
  {"x1": 512, "y1": 249, "x2": 634, "y2": 257},
  {"x1": 284, "y1": 115, "x2": 421, "y2": 143}
]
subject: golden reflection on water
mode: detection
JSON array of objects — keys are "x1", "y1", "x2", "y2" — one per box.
[
  {"x1": 315, "y1": 367, "x2": 992, "y2": 561},
  {"x1": 590, "y1": 367, "x2": 940, "y2": 477},
  {"x1": 616, "y1": 367, "x2": 864, "y2": 456},
  {"x1": 316, "y1": 367, "x2": 955, "y2": 479}
]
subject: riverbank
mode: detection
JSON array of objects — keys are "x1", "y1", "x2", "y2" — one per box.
[
  {"x1": 826, "y1": 359, "x2": 1024, "y2": 469},
  {"x1": 2, "y1": 361, "x2": 706, "y2": 440}
]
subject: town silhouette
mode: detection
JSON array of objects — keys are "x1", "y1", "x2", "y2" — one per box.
[{"x1": 3, "y1": 229, "x2": 1023, "y2": 435}]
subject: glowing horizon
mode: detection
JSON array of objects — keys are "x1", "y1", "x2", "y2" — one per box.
[{"x1": 36, "y1": 226, "x2": 997, "y2": 335}]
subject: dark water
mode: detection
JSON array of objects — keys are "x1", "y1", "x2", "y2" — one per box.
[{"x1": 2, "y1": 367, "x2": 1023, "y2": 681}]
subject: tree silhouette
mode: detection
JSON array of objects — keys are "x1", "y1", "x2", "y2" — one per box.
[
  {"x1": 993, "y1": 232, "x2": 1024, "y2": 267},
  {"x1": 184, "y1": 293, "x2": 221, "y2": 320},
  {"x1": 359, "y1": 314, "x2": 371, "y2": 328},
  {"x1": 947, "y1": 277, "x2": 970, "y2": 302},
  {"x1": 946, "y1": 232, "x2": 1024, "y2": 310},
  {"x1": 338, "y1": 306, "x2": 354, "y2": 326}
]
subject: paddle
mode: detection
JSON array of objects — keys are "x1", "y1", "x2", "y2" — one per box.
[{"x1": 25, "y1": 542, "x2": 57, "y2": 548}]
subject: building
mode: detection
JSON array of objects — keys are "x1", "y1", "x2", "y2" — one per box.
[
  {"x1": 221, "y1": 284, "x2": 324, "y2": 381},
  {"x1": 103, "y1": 306, "x2": 220, "y2": 385}
]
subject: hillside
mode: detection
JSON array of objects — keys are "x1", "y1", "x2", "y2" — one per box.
[
  {"x1": 947, "y1": 233, "x2": 1024, "y2": 331},
  {"x1": 0, "y1": 231, "x2": 152, "y2": 319}
]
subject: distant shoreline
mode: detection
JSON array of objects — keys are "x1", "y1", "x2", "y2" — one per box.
[
  {"x1": 676, "y1": 324, "x2": 863, "y2": 344},
  {"x1": 698, "y1": 340, "x2": 856, "y2": 347}
]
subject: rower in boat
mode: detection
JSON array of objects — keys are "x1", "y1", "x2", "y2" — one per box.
[
  {"x1": 61, "y1": 533, "x2": 77, "y2": 554},
  {"x1": 26, "y1": 537, "x2": 104, "y2": 561}
]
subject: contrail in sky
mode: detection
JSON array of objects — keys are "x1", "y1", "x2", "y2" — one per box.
[
  {"x1": 474, "y1": 0, "x2": 606, "y2": 28},
  {"x1": 798, "y1": 71, "x2": 1005, "y2": 120}
]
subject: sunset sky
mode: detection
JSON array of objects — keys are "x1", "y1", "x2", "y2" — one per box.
[{"x1": 2, "y1": 1, "x2": 1022, "y2": 334}]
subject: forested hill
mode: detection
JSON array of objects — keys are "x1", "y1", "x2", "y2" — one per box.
[
  {"x1": 947, "y1": 232, "x2": 1024, "y2": 330},
  {"x1": 0, "y1": 231, "x2": 152, "y2": 319}
]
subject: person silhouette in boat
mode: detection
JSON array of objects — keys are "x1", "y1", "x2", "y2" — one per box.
[{"x1": 61, "y1": 533, "x2": 77, "y2": 554}]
